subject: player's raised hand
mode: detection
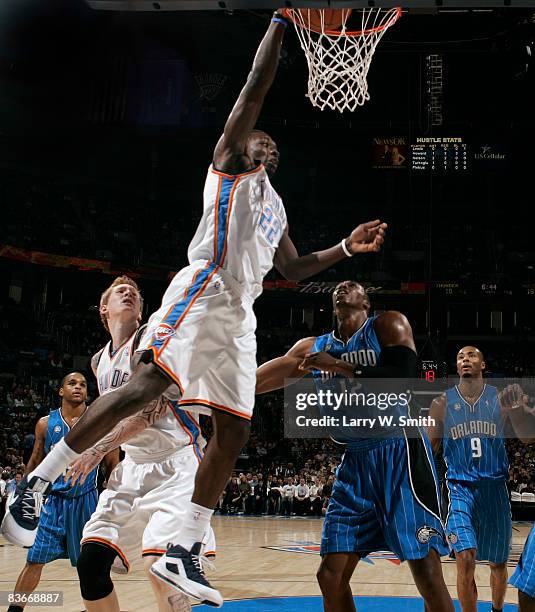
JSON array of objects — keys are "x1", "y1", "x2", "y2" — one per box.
[
  {"x1": 346, "y1": 220, "x2": 387, "y2": 254},
  {"x1": 65, "y1": 448, "x2": 103, "y2": 487},
  {"x1": 499, "y1": 383, "x2": 529, "y2": 411}
]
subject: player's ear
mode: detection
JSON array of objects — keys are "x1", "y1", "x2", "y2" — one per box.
[
  {"x1": 481, "y1": 360, "x2": 486, "y2": 370},
  {"x1": 59, "y1": 387, "x2": 64, "y2": 398}
]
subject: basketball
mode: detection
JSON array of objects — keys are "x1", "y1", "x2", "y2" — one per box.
[{"x1": 286, "y1": 9, "x2": 352, "y2": 34}]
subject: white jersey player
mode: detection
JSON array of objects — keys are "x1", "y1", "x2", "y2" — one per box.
[
  {"x1": 67, "y1": 276, "x2": 214, "y2": 612},
  {"x1": 9, "y1": 13, "x2": 386, "y2": 608}
]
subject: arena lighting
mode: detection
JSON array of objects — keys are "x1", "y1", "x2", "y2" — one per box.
[{"x1": 84, "y1": 0, "x2": 535, "y2": 10}]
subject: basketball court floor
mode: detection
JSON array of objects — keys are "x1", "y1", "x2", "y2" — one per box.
[{"x1": 0, "y1": 516, "x2": 530, "y2": 611}]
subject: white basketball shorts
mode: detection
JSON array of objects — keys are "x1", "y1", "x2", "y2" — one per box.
[
  {"x1": 137, "y1": 260, "x2": 256, "y2": 420},
  {"x1": 82, "y1": 445, "x2": 216, "y2": 573}
]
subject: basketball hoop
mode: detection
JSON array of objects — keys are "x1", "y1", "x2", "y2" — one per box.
[{"x1": 283, "y1": 8, "x2": 402, "y2": 113}]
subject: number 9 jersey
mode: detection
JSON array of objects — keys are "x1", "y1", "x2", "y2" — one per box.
[
  {"x1": 443, "y1": 384, "x2": 511, "y2": 564},
  {"x1": 443, "y1": 384, "x2": 509, "y2": 482}
]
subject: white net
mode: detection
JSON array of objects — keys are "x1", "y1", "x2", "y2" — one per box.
[{"x1": 285, "y1": 8, "x2": 401, "y2": 113}]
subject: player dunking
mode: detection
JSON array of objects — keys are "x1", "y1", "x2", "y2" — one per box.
[
  {"x1": 4, "y1": 13, "x2": 386, "y2": 607},
  {"x1": 256, "y1": 280, "x2": 454, "y2": 612},
  {"x1": 428, "y1": 346, "x2": 512, "y2": 612},
  {"x1": 3, "y1": 373, "x2": 118, "y2": 612},
  {"x1": 66, "y1": 276, "x2": 214, "y2": 612}
]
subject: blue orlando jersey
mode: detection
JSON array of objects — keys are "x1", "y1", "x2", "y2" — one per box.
[
  {"x1": 45, "y1": 409, "x2": 98, "y2": 497},
  {"x1": 443, "y1": 384, "x2": 508, "y2": 482},
  {"x1": 311, "y1": 316, "x2": 407, "y2": 447},
  {"x1": 312, "y1": 316, "x2": 381, "y2": 374}
]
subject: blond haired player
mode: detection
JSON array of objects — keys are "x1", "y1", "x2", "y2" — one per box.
[
  {"x1": 7, "y1": 14, "x2": 385, "y2": 607},
  {"x1": 67, "y1": 276, "x2": 214, "y2": 612}
]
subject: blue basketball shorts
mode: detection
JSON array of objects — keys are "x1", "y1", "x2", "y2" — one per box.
[
  {"x1": 321, "y1": 432, "x2": 448, "y2": 561},
  {"x1": 445, "y1": 479, "x2": 511, "y2": 564},
  {"x1": 27, "y1": 490, "x2": 98, "y2": 566}
]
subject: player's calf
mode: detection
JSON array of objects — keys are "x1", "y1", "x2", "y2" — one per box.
[
  {"x1": 489, "y1": 561, "x2": 508, "y2": 612},
  {"x1": 454, "y1": 548, "x2": 478, "y2": 612},
  {"x1": 8, "y1": 561, "x2": 45, "y2": 612}
]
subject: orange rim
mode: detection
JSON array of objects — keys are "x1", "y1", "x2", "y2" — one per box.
[{"x1": 282, "y1": 8, "x2": 402, "y2": 38}]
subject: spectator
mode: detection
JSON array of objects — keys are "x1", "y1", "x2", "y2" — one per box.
[
  {"x1": 282, "y1": 477, "x2": 295, "y2": 516},
  {"x1": 294, "y1": 478, "x2": 310, "y2": 516},
  {"x1": 309, "y1": 478, "x2": 323, "y2": 517}
]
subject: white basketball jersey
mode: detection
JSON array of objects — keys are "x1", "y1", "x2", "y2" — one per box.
[
  {"x1": 187, "y1": 165, "x2": 287, "y2": 299},
  {"x1": 96, "y1": 329, "x2": 204, "y2": 462}
]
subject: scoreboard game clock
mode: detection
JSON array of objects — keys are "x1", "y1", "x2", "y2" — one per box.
[
  {"x1": 420, "y1": 360, "x2": 448, "y2": 381},
  {"x1": 411, "y1": 137, "x2": 468, "y2": 172}
]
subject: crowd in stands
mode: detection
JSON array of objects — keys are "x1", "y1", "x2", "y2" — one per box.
[
  {"x1": 508, "y1": 439, "x2": 535, "y2": 494},
  {"x1": 1, "y1": 169, "x2": 531, "y2": 284}
]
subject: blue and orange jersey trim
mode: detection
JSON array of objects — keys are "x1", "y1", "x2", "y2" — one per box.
[
  {"x1": 81, "y1": 537, "x2": 130, "y2": 573},
  {"x1": 213, "y1": 176, "x2": 237, "y2": 266},
  {"x1": 168, "y1": 401, "x2": 204, "y2": 462},
  {"x1": 209, "y1": 163, "x2": 264, "y2": 266},
  {"x1": 178, "y1": 398, "x2": 251, "y2": 422}
]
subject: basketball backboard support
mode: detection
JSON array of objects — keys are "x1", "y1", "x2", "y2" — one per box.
[{"x1": 84, "y1": 0, "x2": 533, "y2": 10}]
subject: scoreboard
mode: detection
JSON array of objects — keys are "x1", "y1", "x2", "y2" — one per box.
[{"x1": 410, "y1": 137, "x2": 468, "y2": 172}]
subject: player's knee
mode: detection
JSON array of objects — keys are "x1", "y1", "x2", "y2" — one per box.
[
  {"x1": 490, "y1": 561, "x2": 507, "y2": 575},
  {"x1": 456, "y1": 549, "x2": 476, "y2": 574},
  {"x1": 317, "y1": 563, "x2": 348, "y2": 592},
  {"x1": 23, "y1": 561, "x2": 44, "y2": 575},
  {"x1": 214, "y1": 412, "x2": 250, "y2": 450},
  {"x1": 77, "y1": 543, "x2": 117, "y2": 601}
]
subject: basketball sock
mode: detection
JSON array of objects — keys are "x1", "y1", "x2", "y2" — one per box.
[
  {"x1": 7, "y1": 605, "x2": 24, "y2": 612},
  {"x1": 491, "y1": 608, "x2": 502, "y2": 612},
  {"x1": 29, "y1": 438, "x2": 80, "y2": 484},
  {"x1": 178, "y1": 502, "x2": 214, "y2": 551}
]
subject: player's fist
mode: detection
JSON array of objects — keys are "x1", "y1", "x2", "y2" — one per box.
[
  {"x1": 499, "y1": 383, "x2": 529, "y2": 411},
  {"x1": 345, "y1": 220, "x2": 387, "y2": 254},
  {"x1": 299, "y1": 351, "x2": 339, "y2": 373}
]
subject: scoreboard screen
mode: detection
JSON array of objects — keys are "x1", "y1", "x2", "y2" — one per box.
[{"x1": 410, "y1": 137, "x2": 468, "y2": 172}]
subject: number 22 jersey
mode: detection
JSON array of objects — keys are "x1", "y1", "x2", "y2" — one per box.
[{"x1": 187, "y1": 165, "x2": 287, "y2": 301}]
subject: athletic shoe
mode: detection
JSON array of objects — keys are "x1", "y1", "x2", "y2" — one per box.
[
  {"x1": 1, "y1": 475, "x2": 50, "y2": 547},
  {"x1": 150, "y1": 542, "x2": 223, "y2": 608}
]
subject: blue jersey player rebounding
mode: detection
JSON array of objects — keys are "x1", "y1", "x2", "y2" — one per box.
[
  {"x1": 257, "y1": 280, "x2": 453, "y2": 612},
  {"x1": 3, "y1": 373, "x2": 118, "y2": 612},
  {"x1": 428, "y1": 346, "x2": 512, "y2": 612}
]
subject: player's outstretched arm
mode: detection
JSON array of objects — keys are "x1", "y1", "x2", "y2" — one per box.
[
  {"x1": 256, "y1": 337, "x2": 316, "y2": 394},
  {"x1": 214, "y1": 13, "x2": 287, "y2": 174},
  {"x1": 274, "y1": 221, "x2": 387, "y2": 281},
  {"x1": 65, "y1": 397, "x2": 169, "y2": 486},
  {"x1": 427, "y1": 395, "x2": 446, "y2": 455},
  {"x1": 23, "y1": 417, "x2": 48, "y2": 475}
]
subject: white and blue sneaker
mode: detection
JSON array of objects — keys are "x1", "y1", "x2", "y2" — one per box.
[
  {"x1": 1, "y1": 475, "x2": 50, "y2": 547},
  {"x1": 150, "y1": 542, "x2": 223, "y2": 608}
]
